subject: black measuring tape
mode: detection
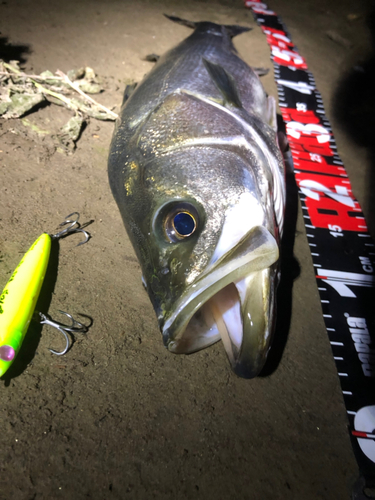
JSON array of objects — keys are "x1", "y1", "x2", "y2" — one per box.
[{"x1": 245, "y1": 0, "x2": 375, "y2": 496}]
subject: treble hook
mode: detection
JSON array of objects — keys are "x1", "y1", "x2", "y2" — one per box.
[
  {"x1": 39, "y1": 311, "x2": 88, "y2": 356},
  {"x1": 50, "y1": 212, "x2": 90, "y2": 246}
]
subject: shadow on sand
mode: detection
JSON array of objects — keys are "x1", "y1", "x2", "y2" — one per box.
[
  {"x1": 0, "y1": 36, "x2": 30, "y2": 63},
  {"x1": 333, "y1": 9, "x2": 375, "y2": 237},
  {"x1": 260, "y1": 117, "x2": 301, "y2": 377}
]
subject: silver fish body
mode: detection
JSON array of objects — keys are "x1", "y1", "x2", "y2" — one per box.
[{"x1": 108, "y1": 17, "x2": 286, "y2": 378}]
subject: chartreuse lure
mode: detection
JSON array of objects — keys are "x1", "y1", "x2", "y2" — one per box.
[{"x1": 0, "y1": 213, "x2": 89, "y2": 377}]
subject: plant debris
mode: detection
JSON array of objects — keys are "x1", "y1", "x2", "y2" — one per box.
[
  {"x1": 57, "y1": 114, "x2": 85, "y2": 151},
  {"x1": 0, "y1": 60, "x2": 118, "y2": 151}
]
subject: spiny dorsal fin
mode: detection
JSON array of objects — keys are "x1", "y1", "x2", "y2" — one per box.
[
  {"x1": 164, "y1": 14, "x2": 197, "y2": 29},
  {"x1": 203, "y1": 59, "x2": 242, "y2": 108}
]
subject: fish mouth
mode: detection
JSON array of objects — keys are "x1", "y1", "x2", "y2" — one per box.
[{"x1": 162, "y1": 225, "x2": 279, "y2": 378}]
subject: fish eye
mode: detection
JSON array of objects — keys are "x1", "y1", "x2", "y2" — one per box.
[
  {"x1": 163, "y1": 203, "x2": 199, "y2": 242},
  {"x1": 172, "y1": 212, "x2": 196, "y2": 237}
]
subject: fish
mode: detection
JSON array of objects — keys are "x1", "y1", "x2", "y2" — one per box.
[{"x1": 108, "y1": 16, "x2": 286, "y2": 378}]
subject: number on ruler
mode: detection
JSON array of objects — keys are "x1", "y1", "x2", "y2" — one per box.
[
  {"x1": 299, "y1": 179, "x2": 355, "y2": 207},
  {"x1": 328, "y1": 224, "x2": 343, "y2": 238}
]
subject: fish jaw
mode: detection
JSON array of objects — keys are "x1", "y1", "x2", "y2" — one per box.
[
  {"x1": 222, "y1": 268, "x2": 277, "y2": 378},
  {"x1": 162, "y1": 225, "x2": 279, "y2": 378}
]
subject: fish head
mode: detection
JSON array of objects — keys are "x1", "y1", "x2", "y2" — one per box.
[{"x1": 109, "y1": 91, "x2": 284, "y2": 378}]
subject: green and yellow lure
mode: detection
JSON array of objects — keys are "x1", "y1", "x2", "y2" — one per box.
[
  {"x1": 0, "y1": 213, "x2": 88, "y2": 376},
  {"x1": 0, "y1": 234, "x2": 51, "y2": 376}
]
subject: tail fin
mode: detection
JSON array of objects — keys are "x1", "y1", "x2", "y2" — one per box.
[{"x1": 164, "y1": 14, "x2": 252, "y2": 38}]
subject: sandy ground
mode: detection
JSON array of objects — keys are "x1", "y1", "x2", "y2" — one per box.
[{"x1": 0, "y1": 0, "x2": 374, "y2": 499}]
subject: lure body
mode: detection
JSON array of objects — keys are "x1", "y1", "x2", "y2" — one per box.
[{"x1": 0, "y1": 233, "x2": 51, "y2": 376}]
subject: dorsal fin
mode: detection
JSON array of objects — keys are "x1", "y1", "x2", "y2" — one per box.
[
  {"x1": 122, "y1": 83, "x2": 137, "y2": 106},
  {"x1": 203, "y1": 59, "x2": 242, "y2": 108},
  {"x1": 164, "y1": 15, "x2": 197, "y2": 29},
  {"x1": 164, "y1": 14, "x2": 251, "y2": 38}
]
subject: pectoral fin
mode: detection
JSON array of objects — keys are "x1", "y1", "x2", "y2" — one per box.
[
  {"x1": 203, "y1": 59, "x2": 242, "y2": 108},
  {"x1": 266, "y1": 95, "x2": 277, "y2": 132},
  {"x1": 252, "y1": 67, "x2": 270, "y2": 77},
  {"x1": 144, "y1": 54, "x2": 160, "y2": 63}
]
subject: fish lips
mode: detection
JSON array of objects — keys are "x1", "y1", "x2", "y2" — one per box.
[{"x1": 162, "y1": 225, "x2": 279, "y2": 378}]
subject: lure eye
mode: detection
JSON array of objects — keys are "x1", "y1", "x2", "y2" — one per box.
[
  {"x1": 163, "y1": 203, "x2": 199, "y2": 242},
  {"x1": 0, "y1": 345, "x2": 15, "y2": 362}
]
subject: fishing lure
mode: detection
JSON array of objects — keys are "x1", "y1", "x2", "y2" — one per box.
[{"x1": 0, "y1": 212, "x2": 89, "y2": 376}]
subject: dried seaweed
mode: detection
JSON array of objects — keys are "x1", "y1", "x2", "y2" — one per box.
[
  {"x1": 0, "y1": 61, "x2": 117, "y2": 120},
  {"x1": 57, "y1": 114, "x2": 85, "y2": 151},
  {"x1": 0, "y1": 60, "x2": 118, "y2": 150}
]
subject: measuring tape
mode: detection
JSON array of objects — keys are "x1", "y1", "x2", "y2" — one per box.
[{"x1": 244, "y1": 0, "x2": 375, "y2": 495}]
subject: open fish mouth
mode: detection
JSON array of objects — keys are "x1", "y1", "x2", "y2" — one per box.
[{"x1": 162, "y1": 226, "x2": 279, "y2": 378}]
